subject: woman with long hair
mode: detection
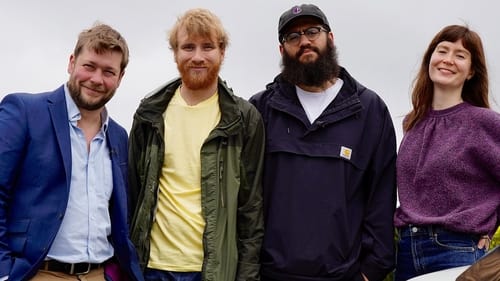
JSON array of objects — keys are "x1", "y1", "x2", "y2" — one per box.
[{"x1": 393, "y1": 24, "x2": 500, "y2": 281}]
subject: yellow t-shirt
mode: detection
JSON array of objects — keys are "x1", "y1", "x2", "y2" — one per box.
[{"x1": 147, "y1": 88, "x2": 221, "y2": 271}]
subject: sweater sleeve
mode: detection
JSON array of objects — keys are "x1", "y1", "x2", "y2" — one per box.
[{"x1": 474, "y1": 109, "x2": 500, "y2": 236}]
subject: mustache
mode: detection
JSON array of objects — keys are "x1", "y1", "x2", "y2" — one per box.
[
  {"x1": 187, "y1": 62, "x2": 209, "y2": 68},
  {"x1": 296, "y1": 46, "x2": 320, "y2": 58}
]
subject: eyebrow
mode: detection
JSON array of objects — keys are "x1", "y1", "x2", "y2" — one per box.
[{"x1": 436, "y1": 44, "x2": 470, "y2": 55}]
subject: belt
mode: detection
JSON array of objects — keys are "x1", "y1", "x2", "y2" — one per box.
[
  {"x1": 398, "y1": 224, "x2": 479, "y2": 240},
  {"x1": 398, "y1": 224, "x2": 449, "y2": 237},
  {"x1": 43, "y1": 260, "x2": 102, "y2": 275}
]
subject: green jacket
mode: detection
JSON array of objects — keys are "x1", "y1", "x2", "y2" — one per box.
[{"x1": 128, "y1": 78, "x2": 265, "y2": 281}]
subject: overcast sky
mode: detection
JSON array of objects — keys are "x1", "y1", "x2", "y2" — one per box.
[{"x1": 1, "y1": 0, "x2": 499, "y2": 143}]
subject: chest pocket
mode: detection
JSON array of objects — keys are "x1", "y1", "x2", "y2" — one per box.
[
  {"x1": 266, "y1": 120, "x2": 367, "y2": 171},
  {"x1": 270, "y1": 137, "x2": 364, "y2": 168}
]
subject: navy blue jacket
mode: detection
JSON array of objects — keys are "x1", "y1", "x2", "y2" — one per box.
[
  {"x1": 250, "y1": 68, "x2": 397, "y2": 281},
  {"x1": 0, "y1": 87, "x2": 143, "y2": 281}
]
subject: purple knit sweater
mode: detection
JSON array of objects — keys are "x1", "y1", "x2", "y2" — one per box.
[{"x1": 394, "y1": 102, "x2": 500, "y2": 235}]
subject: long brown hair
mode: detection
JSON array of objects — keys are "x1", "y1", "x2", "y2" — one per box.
[{"x1": 403, "y1": 25, "x2": 489, "y2": 132}]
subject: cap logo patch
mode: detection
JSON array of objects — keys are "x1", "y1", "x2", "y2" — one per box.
[{"x1": 292, "y1": 6, "x2": 302, "y2": 14}]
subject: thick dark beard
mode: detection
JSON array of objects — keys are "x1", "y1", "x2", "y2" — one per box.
[
  {"x1": 67, "y1": 80, "x2": 114, "y2": 111},
  {"x1": 281, "y1": 40, "x2": 340, "y2": 87}
]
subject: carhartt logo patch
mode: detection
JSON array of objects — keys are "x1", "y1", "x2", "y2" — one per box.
[{"x1": 340, "y1": 146, "x2": 352, "y2": 160}]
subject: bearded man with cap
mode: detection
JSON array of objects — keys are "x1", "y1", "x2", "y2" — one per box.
[{"x1": 250, "y1": 4, "x2": 397, "y2": 281}]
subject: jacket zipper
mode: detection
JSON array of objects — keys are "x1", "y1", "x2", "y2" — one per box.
[
  {"x1": 218, "y1": 139, "x2": 227, "y2": 208},
  {"x1": 219, "y1": 160, "x2": 225, "y2": 208}
]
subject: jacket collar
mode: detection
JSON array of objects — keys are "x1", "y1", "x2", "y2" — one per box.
[
  {"x1": 135, "y1": 77, "x2": 243, "y2": 136},
  {"x1": 269, "y1": 67, "x2": 362, "y2": 103},
  {"x1": 268, "y1": 67, "x2": 364, "y2": 128}
]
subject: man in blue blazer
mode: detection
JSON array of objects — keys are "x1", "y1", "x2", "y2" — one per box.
[{"x1": 0, "y1": 23, "x2": 143, "y2": 281}]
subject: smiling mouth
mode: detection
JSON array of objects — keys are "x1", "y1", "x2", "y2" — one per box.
[
  {"x1": 83, "y1": 86, "x2": 104, "y2": 95},
  {"x1": 189, "y1": 67, "x2": 208, "y2": 74},
  {"x1": 438, "y1": 68, "x2": 455, "y2": 74}
]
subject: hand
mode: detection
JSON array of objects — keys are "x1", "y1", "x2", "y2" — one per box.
[
  {"x1": 362, "y1": 273, "x2": 369, "y2": 281},
  {"x1": 477, "y1": 235, "x2": 491, "y2": 250}
]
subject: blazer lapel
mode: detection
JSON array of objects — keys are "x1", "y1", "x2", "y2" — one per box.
[{"x1": 47, "y1": 86, "x2": 72, "y2": 186}]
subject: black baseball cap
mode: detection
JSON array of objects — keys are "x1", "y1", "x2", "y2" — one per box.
[{"x1": 278, "y1": 4, "x2": 331, "y2": 42}]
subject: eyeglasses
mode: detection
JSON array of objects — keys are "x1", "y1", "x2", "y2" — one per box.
[{"x1": 281, "y1": 26, "x2": 328, "y2": 45}]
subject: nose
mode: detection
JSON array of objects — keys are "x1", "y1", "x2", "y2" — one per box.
[
  {"x1": 89, "y1": 69, "x2": 104, "y2": 84},
  {"x1": 191, "y1": 47, "x2": 205, "y2": 63},
  {"x1": 442, "y1": 54, "x2": 454, "y2": 65},
  {"x1": 298, "y1": 34, "x2": 312, "y2": 45}
]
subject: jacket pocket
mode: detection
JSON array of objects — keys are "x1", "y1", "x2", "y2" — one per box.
[
  {"x1": 267, "y1": 137, "x2": 366, "y2": 170},
  {"x1": 7, "y1": 219, "x2": 30, "y2": 254}
]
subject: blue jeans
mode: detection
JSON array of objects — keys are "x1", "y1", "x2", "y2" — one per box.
[
  {"x1": 144, "y1": 268, "x2": 201, "y2": 281},
  {"x1": 394, "y1": 225, "x2": 487, "y2": 281}
]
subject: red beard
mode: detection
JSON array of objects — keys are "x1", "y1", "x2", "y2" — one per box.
[{"x1": 177, "y1": 62, "x2": 221, "y2": 90}]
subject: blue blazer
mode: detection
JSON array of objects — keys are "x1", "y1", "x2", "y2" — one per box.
[{"x1": 0, "y1": 86, "x2": 143, "y2": 281}]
